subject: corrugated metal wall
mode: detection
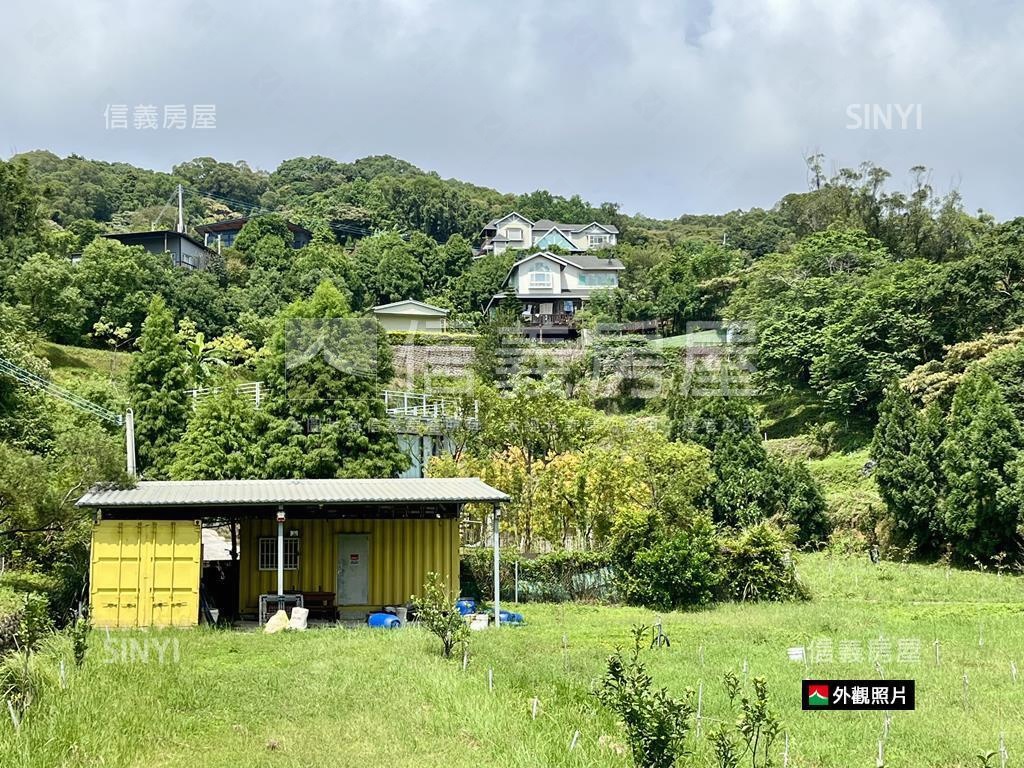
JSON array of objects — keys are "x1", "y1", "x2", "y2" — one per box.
[
  {"x1": 238, "y1": 517, "x2": 460, "y2": 613},
  {"x1": 89, "y1": 520, "x2": 202, "y2": 628}
]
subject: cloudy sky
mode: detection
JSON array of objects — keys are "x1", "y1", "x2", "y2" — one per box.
[{"x1": 2, "y1": 0, "x2": 1022, "y2": 219}]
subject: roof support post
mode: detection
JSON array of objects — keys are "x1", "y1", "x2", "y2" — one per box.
[
  {"x1": 276, "y1": 505, "x2": 285, "y2": 597},
  {"x1": 492, "y1": 504, "x2": 501, "y2": 629}
]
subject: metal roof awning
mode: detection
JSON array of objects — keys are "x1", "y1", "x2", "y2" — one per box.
[{"x1": 78, "y1": 478, "x2": 509, "y2": 509}]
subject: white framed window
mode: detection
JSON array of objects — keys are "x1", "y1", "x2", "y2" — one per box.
[
  {"x1": 506, "y1": 227, "x2": 523, "y2": 241},
  {"x1": 258, "y1": 537, "x2": 300, "y2": 571},
  {"x1": 528, "y1": 262, "x2": 554, "y2": 289},
  {"x1": 588, "y1": 234, "x2": 611, "y2": 247}
]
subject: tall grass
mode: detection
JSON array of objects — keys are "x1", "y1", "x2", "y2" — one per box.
[{"x1": 0, "y1": 553, "x2": 1021, "y2": 767}]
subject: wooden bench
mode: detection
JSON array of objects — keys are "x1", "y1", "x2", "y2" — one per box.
[{"x1": 299, "y1": 591, "x2": 336, "y2": 621}]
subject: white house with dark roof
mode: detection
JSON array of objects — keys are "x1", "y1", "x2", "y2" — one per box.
[
  {"x1": 478, "y1": 212, "x2": 618, "y2": 256},
  {"x1": 487, "y1": 250, "x2": 624, "y2": 338}
]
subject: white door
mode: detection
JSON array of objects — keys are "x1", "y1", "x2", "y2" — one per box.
[{"x1": 336, "y1": 534, "x2": 370, "y2": 605}]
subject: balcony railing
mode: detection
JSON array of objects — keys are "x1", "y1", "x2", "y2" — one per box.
[{"x1": 521, "y1": 312, "x2": 577, "y2": 328}]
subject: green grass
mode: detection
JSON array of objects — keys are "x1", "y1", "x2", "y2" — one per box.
[
  {"x1": 36, "y1": 341, "x2": 132, "y2": 387},
  {"x1": 2, "y1": 554, "x2": 1022, "y2": 767},
  {"x1": 807, "y1": 448, "x2": 883, "y2": 533},
  {"x1": 648, "y1": 329, "x2": 728, "y2": 350}
]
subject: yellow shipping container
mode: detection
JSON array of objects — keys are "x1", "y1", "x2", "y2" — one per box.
[
  {"x1": 89, "y1": 520, "x2": 201, "y2": 628},
  {"x1": 238, "y1": 517, "x2": 460, "y2": 616}
]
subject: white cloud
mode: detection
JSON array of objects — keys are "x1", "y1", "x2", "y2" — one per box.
[{"x1": 1, "y1": 0, "x2": 1021, "y2": 219}]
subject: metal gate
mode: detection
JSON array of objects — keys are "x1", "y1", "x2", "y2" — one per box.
[{"x1": 89, "y1": 520, "x2": 201, "y2": 628}]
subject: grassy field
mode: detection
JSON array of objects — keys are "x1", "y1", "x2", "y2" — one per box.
[
  {"x1": 36, "y1": 341, "x2": 132, "y2": 386},
  {"x1": 2, "y1": 554, "x2": 1022, "y2": 767}
]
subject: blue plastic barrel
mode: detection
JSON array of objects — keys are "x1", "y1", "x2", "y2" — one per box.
[
  {"x1": 497, "y1": 610, "x2": 524, "y2": 624},
  {"x1": 455, "y1": 599, "x2": 477, "y2": 616},
  {"x1": 367, "y1": 612, "x2": 401, "y2": 629}
]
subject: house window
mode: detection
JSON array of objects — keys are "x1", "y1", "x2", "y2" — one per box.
[
  {"x1": 579, "y1": 272, "x2": 617, "y2": 287},
  {"x1": 258, "y1": 537, "x2": 300, "y2": 571},
  {"x1": 528, "y1": 262, "x2": 554, "y2": 289},
  {"x1": 506, "y1": 227, "x2": 523, "y2": 241},
  {"x1": 588, "y1": 234, "x2": 611, "y2": 248}
]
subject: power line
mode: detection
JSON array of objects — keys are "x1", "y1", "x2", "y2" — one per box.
[{"x1": 0, "y1": 355, "x2": 122, "y2": 425}]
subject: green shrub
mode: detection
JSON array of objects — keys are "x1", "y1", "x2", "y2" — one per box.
[
  {"x1": 596, "y1": 625, "x2": 694, "y2": 768},
  {"x1": 0, "y1": 590, "x2": 52, "y2": 655},
  {"x1": 69, "y1": 612, "x2": 90, "y2": 667},
  {"x1": 722, "y1": 522, "x2": 808, "y2": 602},
  {"x1": 460, "y1": 548, "x2": 612, "y2": 602},
  {"x1": 412, "y1": 572, "x2": 468, "y2": 659},
  {"x1": 616, "y1": 517, "x2": 723, "y2": 610},
  {"x1": 0, "y1": 566, "x2": 84, "y2": 628},
  {"x1": 386, "y1": 330, "x2": 481, "y2": 346},
  {"x1": 0, "y1": 587, "x2": 18, "y2": 656},
  {"x1": 708, "y1": 672, "x2": 782, "y2": 768},
  {"x1": 808, "y1": 421, "x2": 840, "y2": 457},
  {"x1": 15, "y1": 592, "x2": 53, "y2": 652},
  {"x1": 774, "y1": 459, "x2": 830, "y2": 547}
]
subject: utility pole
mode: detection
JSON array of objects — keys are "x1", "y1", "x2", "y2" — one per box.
[
  {"x1": 0, "y1": 354, "x2": 136, "y2": 478},
  {"x1": 124, "y1": 408, "x2": 137, "y2": 477},
  {"x1": 176, "y1": 183, "x2": 184, "y2": 233}
]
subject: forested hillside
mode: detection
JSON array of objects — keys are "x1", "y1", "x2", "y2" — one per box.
[{"x1": 1, "y1": 149, "x2": 1023, "y2": 621}]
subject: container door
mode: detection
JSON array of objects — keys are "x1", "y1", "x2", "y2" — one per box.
[
  {"x1": 336, "y1": 534, "x2": 370, "y2": 605},
  {"x1": 149, "y1": 521, "x2": 203, "y2": 627},
  {"x1": 90, "y1": 520, "x2": 145, "y2": 628},
  {"x1": 90, "y1": 520, "x2": 201, "y2": 628}
]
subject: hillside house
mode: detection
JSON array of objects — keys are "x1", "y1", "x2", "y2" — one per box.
[
  {"x1": 371, "y1": 299, "x2": 449, "y2": 333},
  {"x1": 487, "y1": 250, "x2": 624, "y2": 339},
  {"x1": 195, "y1": 216, "x2": 313, "y2": 250},
  {"x1": 101, "y1": 230, "x2": 215, "y2": 270},
  {"x1": 478, "y1": 212, "x2": 618, "y2": 256}
]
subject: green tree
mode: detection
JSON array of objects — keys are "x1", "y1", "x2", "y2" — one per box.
[
  {"x1": 73, "y1": 237, "x2": 172, "y2": 335},
  {"x1": 0, "y1": 157, "x2": 44, "y2": 286},
  {"x1": 375, "y1": 242, "x2": 425, "y2": 305},
  {"x1": 169, "y1": 382, "x2": 261, "y2": 480},
  {"x1": 424, "y1": 233, "x2": 472, "y2": 294},
  {"x1": 256, "y1": 281, "x2": 408, "y2": 478},
  {"x1": 167, "y1": 269, "x2": 230, "y2": 338},
  {"x1": 871, "y1": 386, "x2": 945, "y2": 555},
  {"x1": 172, "y1": 157, "x2": 267, "y2": 207},
  {"x1": 233, "y1": 215, "x2": 293, "y2": 273},
  {"x1": 669, "y1": 394, "x2": 826, "y2": 544},
  {"x1": 0, "y1": 306, "x2": 53, "y2": 450},
  {"x1": 284, "y1": 240, "x2": 363, "y2": 308},
  {"x1": 352, "y1": 231, "x2": 426, "y2": 306},
  {"x1": 728, "y1": 228, "x2": 951, "y2": 414},
  {"x1": 11, "y1": 252, "x2": 86, "y2": 342},
  {"x1": 128, "y1": 296, "x2": 190, "y2": 476},
  {"x1": 941, "y1": 369, "x2": 1023, "y2": 561},
  {"x1": 448, "y1": 252, "x2": 514, "y2": 315}
]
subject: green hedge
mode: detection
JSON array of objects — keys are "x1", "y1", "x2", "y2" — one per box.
[
  {"x1": 386, "y1": 331, "x2": 481, "y2": 347},
  {"x1": 460, "y1": 521, "x2": 807, "y2": 609},
  {"x1": 460, "y1": 548, "x2": 614, "y2": 603}
]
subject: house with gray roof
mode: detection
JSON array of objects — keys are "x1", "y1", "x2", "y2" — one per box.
[
  {"x1": 486, "y1": 250, "x2": 624, "y2": 339},
  {"x1": 478, "y1": 212, "x2": 618, "y2": 256}
]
